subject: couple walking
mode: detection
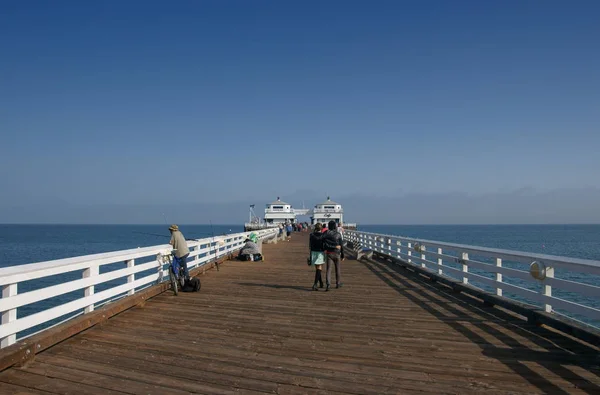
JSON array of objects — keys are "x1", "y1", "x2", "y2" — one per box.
[{"x1": 309, "y1": 221, "x2": 344, "y2": 291}]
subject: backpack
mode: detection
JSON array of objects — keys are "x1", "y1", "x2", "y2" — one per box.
[{"x1": 181, "y1": 277, "x2": 201, "y2": 292}]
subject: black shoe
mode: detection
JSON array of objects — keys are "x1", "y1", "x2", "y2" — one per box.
[
  {"x1": 312, "y1": 283, "x2": 318, "y2": 291},
  {"x1": 336, "y1": 283, "x2": 343, "y2": 289},
  {"x1": 325, "y1": 284, "x2": 330, "y2": 292},
  {"x1": 319, "y1": 282, "x2": 324, "y2": 288}
]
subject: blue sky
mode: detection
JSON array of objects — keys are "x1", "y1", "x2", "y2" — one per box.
[{"x1": 1, "y1": 1, "x2": 599, "y2": 223}]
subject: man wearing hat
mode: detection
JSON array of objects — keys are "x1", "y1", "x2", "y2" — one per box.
[{"x1": 169, "y1": 225, "x2": 190, "y2": 279}]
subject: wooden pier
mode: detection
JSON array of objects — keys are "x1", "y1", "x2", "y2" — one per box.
[{"x1": 0, "y1": 233, "x2": 598, "y2": 394}]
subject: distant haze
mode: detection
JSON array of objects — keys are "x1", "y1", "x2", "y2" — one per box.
[{"x1": 1, "y1": 188, "x2": 599, "y2": 225}]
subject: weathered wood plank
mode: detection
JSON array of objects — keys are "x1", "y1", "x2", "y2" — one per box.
[{"x1": 0, "y1": 232, "x2": 597, "y2": 395}]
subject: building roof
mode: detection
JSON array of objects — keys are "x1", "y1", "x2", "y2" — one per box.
[
  {"x1": 317, "y1": 196, "x2": 340, "y2": 206},
  {"x1": 268, "y1": 197, "x2": 289, "y2": 205}
]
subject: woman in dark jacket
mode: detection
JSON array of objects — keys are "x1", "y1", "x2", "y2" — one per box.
[{"x1": 309, "y1": 223, "x2": 326, "y2": 290}]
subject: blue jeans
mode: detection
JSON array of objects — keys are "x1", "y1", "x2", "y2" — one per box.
[{"x1": 174, "y1": 253, "x2": 190, "y2": 279}]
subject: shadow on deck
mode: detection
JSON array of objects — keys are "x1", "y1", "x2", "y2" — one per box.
[{"x1": 0, "y1": 233, "x2": 598, "y2": 394}]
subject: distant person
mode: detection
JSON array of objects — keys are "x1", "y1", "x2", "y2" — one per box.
[
  {"x1": 322, "y1": 220, "x2": 344, "y2": 291},
  {"x1": 286, "y1": 223, "x2": 292, "y2": 240},
  {"x1": 169, "y1": 225, "x2": 190, "y2": 280},
  {"x1": 309, "y1": 223, "x2": 326, "y2": 290}
]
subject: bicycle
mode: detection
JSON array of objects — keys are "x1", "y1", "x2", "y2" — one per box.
[{"x1": 164, "y1": 251, "x2": 187, "y2": 296}]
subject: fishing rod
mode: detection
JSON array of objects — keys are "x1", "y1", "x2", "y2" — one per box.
[
  {"x1": 209, "y1": 220, "x2": 220, "y2": 271},
  {"x1": 132, "y1": 231, "x2": 219, "y2": 241}
]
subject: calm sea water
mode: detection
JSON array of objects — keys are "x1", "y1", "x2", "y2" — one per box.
[
  {"x1": 0, "y1": 224, "x2": 239, "y2": 267},
  {"x1": 0, "y1": 224, "x2": 598, "y2": 336},
  {"x1": 359, "y1": 224, "x2": 600, "y2": 261},
  {"x1": 360, "y1": 224, "x2": 600, "y2": 328}
]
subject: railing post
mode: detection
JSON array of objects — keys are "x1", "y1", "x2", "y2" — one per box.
[
  {"x1": 83, "y1": 265, "x2": 99, "y2": 313},
  {"x1": 421, "y1": 246, "x2": 426, "y2": 268},
  {"x1": 495, "y1": 258, "x2": 502, "y2": 296},
  {"x1": 461, "y1": 252, "x2": 469, "y2": 284},
  {"x1": 1, "y1": 283, "x2": 18, "y2": 347},
  {"x1": 397, "y1": 240, "x2": 402, "y2": 259},
  {"x1": 407, "y1": 243, "x2": 412, "y2": 263},
  {"x1": 543, "y1": 266, "x2": 554, "y2": 313},
  {"x1": 437, "y1": 248, "x2": 443, "y2": 275},
  {"x1": 157, "y1": 254, "x2": 165, "y2": 283},
  {"x1": 127, "y1": 259, "x2": 135, "y2": 296}
]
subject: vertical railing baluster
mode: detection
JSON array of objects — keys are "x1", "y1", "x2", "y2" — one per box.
[
  {"x1": 437, "y1": 248, "x2": 443, "y2": 275},
  {"x1": 461, "y1": 252, "x2": 469, "y2": 284},
  {"x1": 83, "y1": 265, "x2": 99, "y2": 313},
  {"x1": 127, "y1": 259, "x2": 135, "y2": 295},
  {"x1": 1, "y1": 283, "x2": 18, "y2": 347},
  {"x1": 495, "y1": 258, "x2": 502, "y2": 296},
  {"x1": 127, "y1": 259, "x2": 135, "y2": 296},
  {"x1": 407, "y1": 243, "x2": 412, "y2": 263},
  {"x1": 420, "y1": 246, "x2": 426, "y2": 268},
  {"x1": 543, "y1": 266, "x2": 554, "y2": 313}
]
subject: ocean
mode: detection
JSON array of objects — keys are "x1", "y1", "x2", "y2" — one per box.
[{"x1": 0, "y1": 224, "x2": 598, "y2": 336}]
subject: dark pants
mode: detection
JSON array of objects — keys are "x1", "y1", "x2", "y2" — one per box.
[
  {"x1": 176, "y1": 253, "x2": 190, "y2": 279},
  {"x1": 326, "y1": 253, "x2": 341, "y2": 286}
]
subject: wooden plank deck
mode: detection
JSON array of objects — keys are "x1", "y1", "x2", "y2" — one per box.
[{"x1": 0, "y1": 232, "x2": 598, "y2": 394}]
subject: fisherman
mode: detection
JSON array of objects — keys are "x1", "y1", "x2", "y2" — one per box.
[
  {"x1": 169, "y1": 224, "x2": 190, "y2": 280},
  {"x1": 238, "y1": 236, "x2": 261, "y2": 261}
]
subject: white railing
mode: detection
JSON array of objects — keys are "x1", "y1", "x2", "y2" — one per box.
[
  {"x1": 313, "y1": 209, "x2": 343, "y2": 213},
  {"x1": 0, "y1": 229, "x2": 278, "y2": 348},
  {"x1": 244, "y1": 223, "x2": 279, "y2": 229},
  {"x1": 346, "y1": 230, "x2": 600, "y2": 330}
]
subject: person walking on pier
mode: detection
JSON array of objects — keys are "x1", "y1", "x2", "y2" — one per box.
[
  {"x1": 169, "y1": 224, "x2": 190, "y2": 280},
  {"x1": 323, "y1": 220, "x2": 344, "y2": 291},
  {"x1": 309, "y1": 223, "x2": 326, "y2": 290}
]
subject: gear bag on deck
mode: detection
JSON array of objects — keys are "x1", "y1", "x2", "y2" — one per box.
[{"x1": 181, "y1": 277, "x2": 201, "y2": 292}]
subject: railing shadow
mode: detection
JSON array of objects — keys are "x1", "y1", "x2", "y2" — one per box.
[
  {"x1": 360, "y1": 254, "x2": 600, "y2": 395},
  {"x1": 236, "y1": 282, "x2": 313, "y2": 292}
]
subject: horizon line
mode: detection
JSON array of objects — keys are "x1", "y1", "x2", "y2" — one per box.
[{"x1": 1, "y1": 223, "x2": 599, "y2": 226}]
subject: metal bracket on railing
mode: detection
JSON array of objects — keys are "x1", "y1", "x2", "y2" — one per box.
[
  {"x1": 530, "y1": 260, "x2": 548, "y2": 280},
  {"x1": 156, "y1": 253, "x2": 166, "y2": 283},
  {"x1": 454, "y1": 255, "x2": 466, "y2": 264},
  {"x1": 413, "y1": 243, "x2": 423, "y2": 253}
]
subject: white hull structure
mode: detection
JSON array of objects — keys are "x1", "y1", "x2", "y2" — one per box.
[
  {"x1": 264, "y1": 197, "x2": 296, "y2": 225},
  {"x1": 311, "y1": 196, "x2": 343, "y2": 226},
  {"x1": 245, "y1": 196, "x2": 357, "y2": 230}
]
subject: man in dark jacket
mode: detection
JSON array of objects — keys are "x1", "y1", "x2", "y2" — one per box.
[{"x1": 322, "y1": 220, "x2": 345, "y2": 291}]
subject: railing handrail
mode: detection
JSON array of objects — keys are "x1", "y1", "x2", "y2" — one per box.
[
  {"x1": 0, "y1": 228, "x2": 279, "y2": 348},
  {"x1": 345, "y1": 230, "x2": 600, "y2": 335},
  {"x1": 0, "y1": 244, "x2": 171, "y2": 279},
  {"x1": 352, "y1": 230, "x2": 600, "y2": 270}
]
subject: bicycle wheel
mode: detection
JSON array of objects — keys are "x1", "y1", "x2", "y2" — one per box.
[
  {"x1": 169, "y1": 266, "x2": 178, "y2": 296},
  {"x1": 178, "y1": 269, "x2": 186, "y2": 289}
]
